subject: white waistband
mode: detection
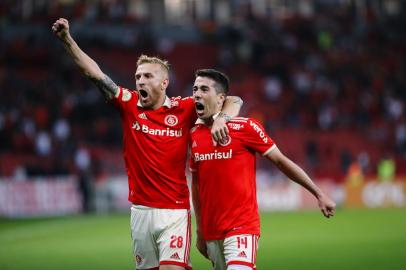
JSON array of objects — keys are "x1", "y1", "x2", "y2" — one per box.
[{"x1": 131, "y1": 204, "x2": 152, "y2": 210}]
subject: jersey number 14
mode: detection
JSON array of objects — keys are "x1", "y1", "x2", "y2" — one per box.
[{"x1": 237, "y1": 236, "x2": 248, "y2": 249}]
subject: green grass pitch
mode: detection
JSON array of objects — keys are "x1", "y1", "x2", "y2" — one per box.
[{"x1": 0, "y1": 208, "x2": 405, "y2": 270}]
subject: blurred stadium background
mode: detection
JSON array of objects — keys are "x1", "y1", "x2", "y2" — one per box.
[{"x1": 0, "y1": 0, "x2": 405, "y2": 269}]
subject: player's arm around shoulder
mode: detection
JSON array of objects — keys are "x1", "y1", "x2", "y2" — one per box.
[
  {"x1": 211, "y1": 96, "x2": 243, "y2": 142},
  {"x1": 265, "y1": 147, "x2": 336, "y2": 218},
  {"x1": 51, "y1": 18, "x2": 118, "y2": 100}
]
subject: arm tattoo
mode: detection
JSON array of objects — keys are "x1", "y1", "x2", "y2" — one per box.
[
  {"x1": 90, "y1": 74, "x2": 118, "y2": 100},
  {"x1": 218, "y1": 112, "x2": 231, "y2": 122}
]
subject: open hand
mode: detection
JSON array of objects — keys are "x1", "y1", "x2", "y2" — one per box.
[
  {"x1": 318, "y1": 194, "x2": 336, "y2": 218},
  {"x1": 211, "y1": 116, "x2": 229, "y2": 145}
]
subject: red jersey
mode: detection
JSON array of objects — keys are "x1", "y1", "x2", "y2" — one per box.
[
  {"x1": 112, "y1": 87, "x2": 197, "y2": 209},
  {"x1": 190, "y1": 117, "x2": 275, "y2": 240}
]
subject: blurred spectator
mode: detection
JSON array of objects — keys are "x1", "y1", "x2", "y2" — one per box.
[
  {"x1": 357, "y1": 151, "x2": 371, "y2": 174},
  {"x1": 305, "y1": 140, "x2": 319, "y2": 169},
  {"x1": 340, "y1": 149, "x2": 352, "y2": 174},
  {"x1": 263, "y1": 76, "x2": 282, "y2": 102},
  {"x1": 346, "y1": 161, "x2": 364, "y2": 187},
  {"x1": 396, "y1": 122, "x2": 406, "y2": 157},
  {"x1": 75, "y1": 146, "x2": 95, "y2": 213},
  {"x1": 377, "y1": 155, "x2": 396, "y2": 182},
  {"x1": 35, "y1": 131, "x2": 52, "y2": 157},
  {"x1": 0, "y1": 0, "x2": 405, "y2": 181}
]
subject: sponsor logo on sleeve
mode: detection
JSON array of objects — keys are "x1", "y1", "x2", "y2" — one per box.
[
  {"x1": 122, "y1": 89, "x2": 132, "y2": 102},
  {"x1": 249, "y1": 120, "x2": 268, "y2": 143},
  {"x1": 228, "y1": 123, "x2": 244, "y2": 130}
]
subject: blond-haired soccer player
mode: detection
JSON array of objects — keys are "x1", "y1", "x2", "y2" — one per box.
[
  {"x1": 190, "y1": 69, "x2": 336, "y2": 270},
  {"x1": 52, "y1": 18, "x2": 243, "y2": 270}
]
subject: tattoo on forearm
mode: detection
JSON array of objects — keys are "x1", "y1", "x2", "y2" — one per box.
[
  {"x1": 218, "y1": 112, "x2": 231, "y2": 122},
  {"x1": 91, "y1": 74, "x2": 118, "y2": 100}
]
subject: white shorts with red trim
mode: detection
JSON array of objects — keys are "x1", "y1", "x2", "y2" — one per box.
[
  {"x1": 206, "y1": 234, "x2": 259, "y2": 270},
  {"x1": 130, "y1": 205, "x2": 192, "y2": 269}
]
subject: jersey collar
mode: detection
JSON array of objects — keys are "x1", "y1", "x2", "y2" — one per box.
[
  {"x1": 137, "y1": 95, "x2": 172, "y2": 108},
  {"x1": 195, "y1": 112, "x2": 220, "y2": 125}
]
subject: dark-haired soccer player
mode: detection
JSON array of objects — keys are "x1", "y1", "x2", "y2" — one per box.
[
  {"x1": 190, "y1": 69, "x2": 336, "y2": 270},
  {"x1": 52, "y1": 18, "x2": 243, "y2": 270}
]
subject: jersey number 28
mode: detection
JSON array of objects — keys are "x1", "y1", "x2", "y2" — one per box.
[{"x1": 170, "y1": 235, "x2": 184, "y2": 248}]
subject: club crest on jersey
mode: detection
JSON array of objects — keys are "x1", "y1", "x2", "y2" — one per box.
[
  {"x1": 165, "y1": 115, "x2": 178, "y2": 126},
  {"x1": 122, "y1": 89, "x2": 132, "y2": 102},
  {"x1": 219, "y1": 136, "x2": 232, "y2": 146}
]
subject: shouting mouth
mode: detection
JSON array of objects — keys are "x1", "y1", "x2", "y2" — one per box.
[
  {"x1": 195, "y1": 102, "x2": 205, "y2": 116},
  {"x1": 139, "y1": 89, "x2": 149, "y2": 99},
  {"x1": 138, "y1": 89, "x2": 150, "y2": 104}
]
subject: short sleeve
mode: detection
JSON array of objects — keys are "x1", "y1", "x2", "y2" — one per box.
[{"x1": 242, "y1": 118, "x2": 276, "y2": 156}]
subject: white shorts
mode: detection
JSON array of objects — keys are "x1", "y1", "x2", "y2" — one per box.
[
  {"x1": 130, "y1": 205, "x2": 192, "y2": 269},
  {"x1": 206, "y1": 234, "x2": 259, "y2": 270}
]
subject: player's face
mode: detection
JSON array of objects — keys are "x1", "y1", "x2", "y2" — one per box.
[
  {"x1": 193, "y1": 76, "x2": 225, "y2": 119},
  {"x1": 135, "y1": 63, "x2": 169, "y2": 109}
]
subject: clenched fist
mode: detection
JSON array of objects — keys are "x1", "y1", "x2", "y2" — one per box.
[{"x1": 52, "y1": 18, "x2": 70, "y2": 41}]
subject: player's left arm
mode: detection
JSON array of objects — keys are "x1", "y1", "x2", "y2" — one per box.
[
  {"x1": 211, "y1": 96, "x2": 243, "y2": 142},
  {"x1": 265, "y1": 147, "x2": 336, "y2": 218}
]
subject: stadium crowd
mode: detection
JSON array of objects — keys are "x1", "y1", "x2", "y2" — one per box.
[{"x1": 0, "y1": 0, "x2": 405, "y2": 181}]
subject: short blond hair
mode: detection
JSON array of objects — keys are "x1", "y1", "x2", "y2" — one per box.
[{"x1": 137, "y1": 55, "x2": 170, "y2": 74}]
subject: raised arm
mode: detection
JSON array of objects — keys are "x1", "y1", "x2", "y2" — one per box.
[
  {"x1": 52, "y1": 18, "x2": 118, "y2": 100},
  {"x1": 211, "y1": 96, "x2": 243, "y2": 142},
  {"x1": 266, "y1": 147, "x2": 336, "y2": 218}
]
